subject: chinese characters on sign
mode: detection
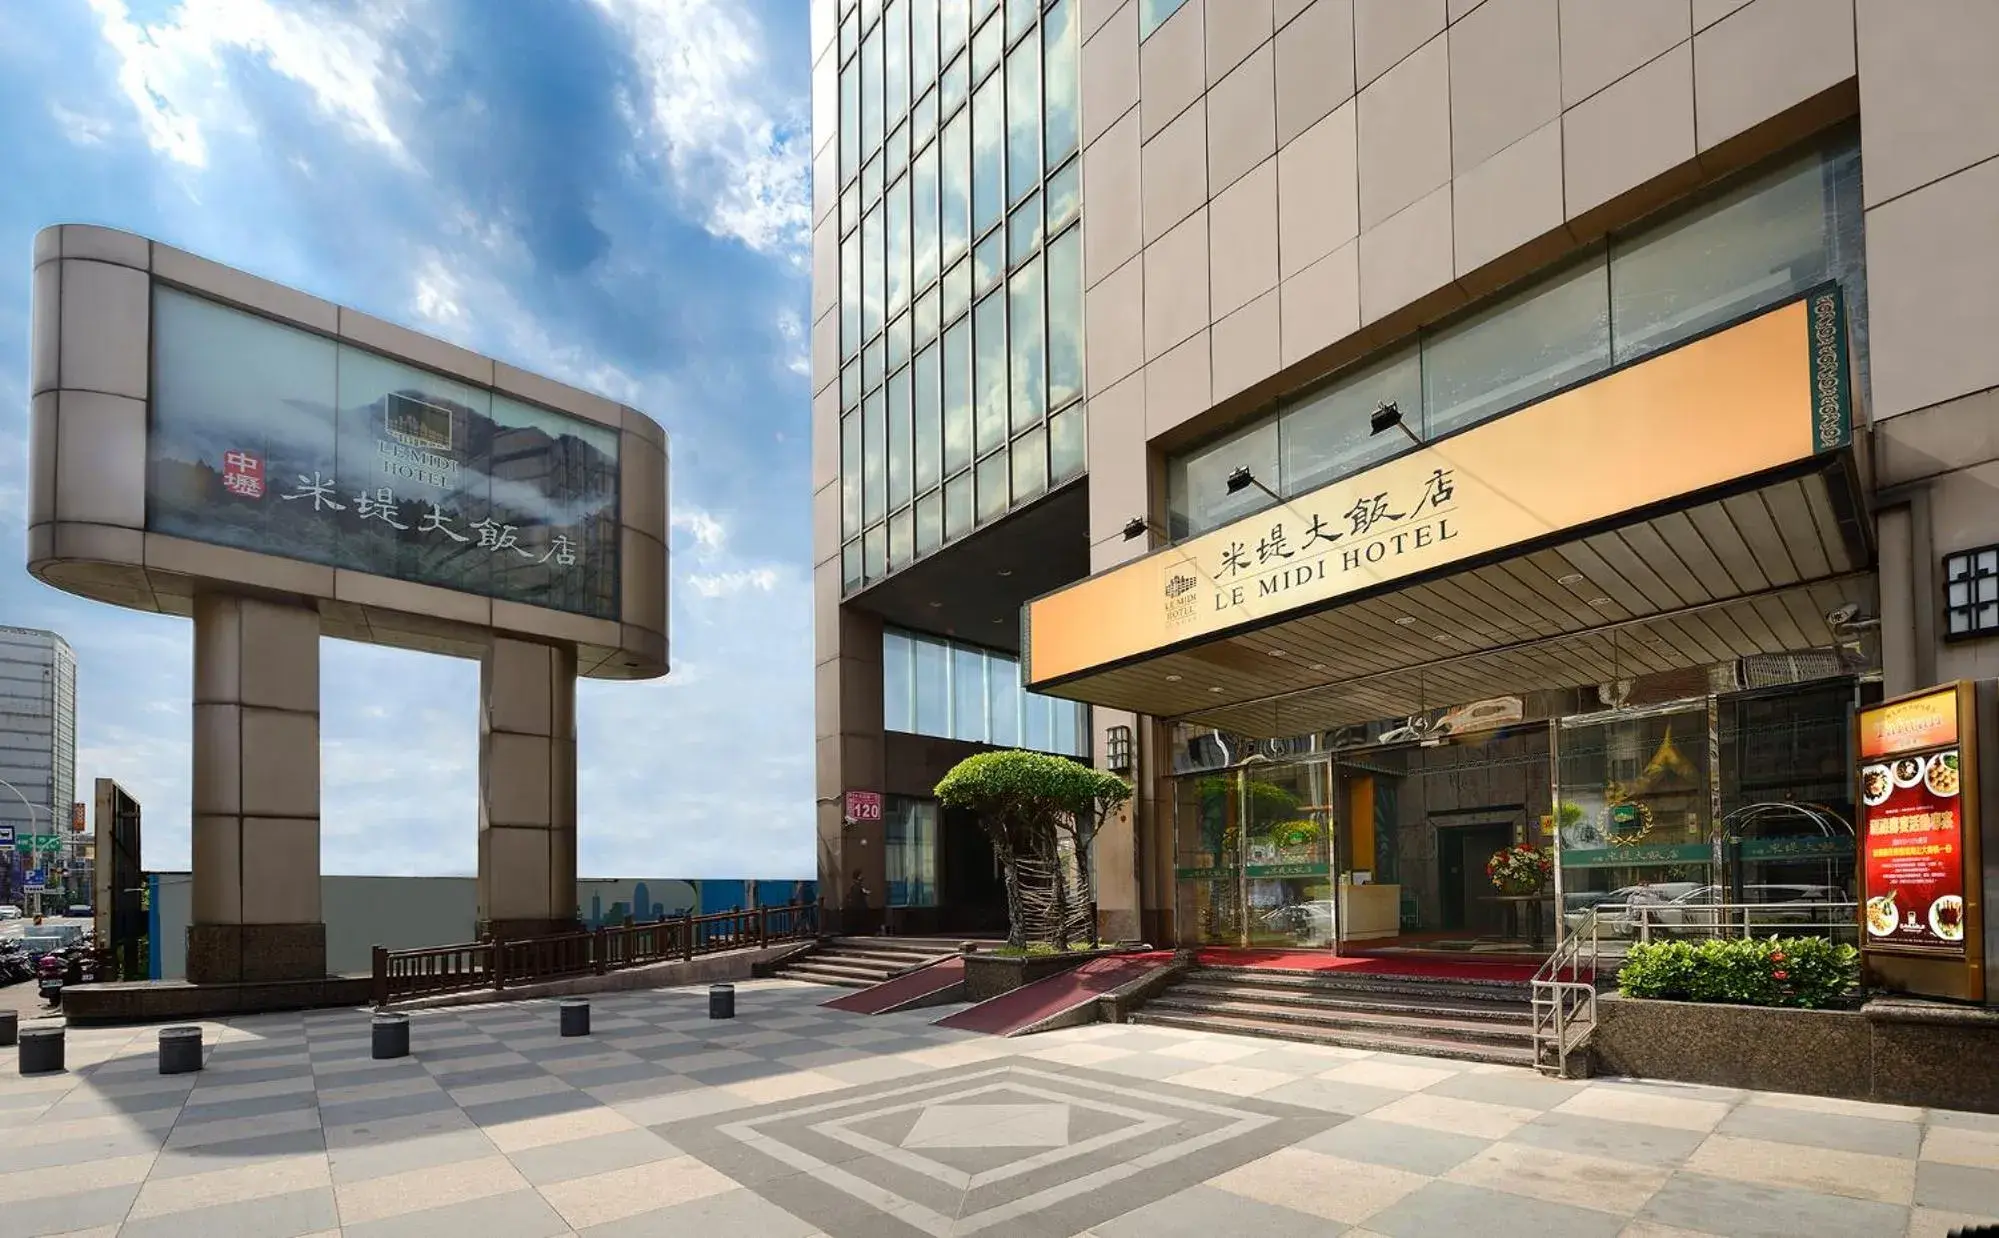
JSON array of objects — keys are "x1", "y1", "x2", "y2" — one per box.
[
  {"x1": 256, "y1": 474, "x2": 589, "y2": 568},
  {"x1": 1178, "y1": 468, "x2": 1460, "y2": 626},
  {"x1": 844, "y1": 791, "x2": 883, "y2": 822},
  {"x1": 1858, "y1": 687, "x2": 1968, "y2": 958},
  {"x1": 222, "y1": 450, "x2": 264, "y2": 498}
]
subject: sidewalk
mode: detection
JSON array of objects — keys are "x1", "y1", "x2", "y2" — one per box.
[{"x1": 0, "y1": 978, "x2": 1993, "y2": 1237}]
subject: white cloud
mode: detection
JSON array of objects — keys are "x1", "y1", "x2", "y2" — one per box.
[
  {"x1": 672, "y1": 509, "x2": 728, "y2": 554},
  {"x1": 774, "y1": 308, "x2": 810, "y2": 377},
  {"x1": 404, "y1": 247, "x2": 651, "y2": 411},
  {"x1": 590, "y1": 0, "x2": 810, "y2": 257},
  {"x1": 685, "y1": 567, "x2": 779, "y2": 598},
  {"x1": 84, "y1": 0, "x2": 412, "y2": 170},
  {"x1": 410, "y1": 255, "x2": 468, "y2": 332},
  {"x1": 48, "y1": 102, "x2": 114, "y2": 146}
]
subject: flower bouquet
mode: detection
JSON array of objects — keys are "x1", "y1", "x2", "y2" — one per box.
[{"x1": 1485, "y1": 843, "x2": 1553, "y2": 895}]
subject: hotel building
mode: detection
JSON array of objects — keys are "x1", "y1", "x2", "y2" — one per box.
[{"x1": 808, "y1": 0, "x2": 1999, "y2": 993}]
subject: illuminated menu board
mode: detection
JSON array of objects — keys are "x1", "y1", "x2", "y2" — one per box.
[{"x1": 1858, "y1": 688, "x2": 1968, "y2": 957}]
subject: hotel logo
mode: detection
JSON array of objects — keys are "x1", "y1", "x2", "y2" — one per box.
[{"x1": 1164, "y1": 571, "x2": 1199, "y2": 627}]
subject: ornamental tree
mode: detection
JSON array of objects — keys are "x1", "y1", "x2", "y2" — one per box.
[{"x1": 935, "y1": 750, "x2": 1134, "y2": 950}]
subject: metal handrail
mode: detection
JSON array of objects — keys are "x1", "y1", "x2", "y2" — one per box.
[
  {"x1": 1531, "y1": 908, "x2": 1599, "y2": 1078},
  {"x1": 1626, "y1": 899, "x2": 1858, "y2": 944},
  {"x1": 1531, "y1": 898, "x2": 1860, "y2": 1076}
]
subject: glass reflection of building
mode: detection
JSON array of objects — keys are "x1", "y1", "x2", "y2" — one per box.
[{"x1": 836, "y1": 0, "x2": 1084, "y2": 590}]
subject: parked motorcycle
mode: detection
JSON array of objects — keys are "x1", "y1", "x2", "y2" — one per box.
[
  {"x1": 37, "y1": 952, "x2": 65, "y2": 1006},
  {"x1": 0, "y1": 943, "x2": 31, "y2": 985}
]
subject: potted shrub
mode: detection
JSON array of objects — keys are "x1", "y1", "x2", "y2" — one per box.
[{"x1": 936, "y1": 751, "x2": 1132, "y2": 998}]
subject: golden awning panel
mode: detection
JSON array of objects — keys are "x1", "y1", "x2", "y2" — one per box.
[{"x1": 1023, "y1": 290, "x2": 1866, "y2": 733}]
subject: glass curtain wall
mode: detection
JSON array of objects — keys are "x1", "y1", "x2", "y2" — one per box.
[
  {"x1": 1716, "y1": 680, "x2": 1859, "y2": 917},
  {"x1": 1166, "y1": 138, "x2": 1866, "y2": 538},
  {"x1": 1556, "y1": 680, "x2": 1865, "y2": 944},
  {"x1": 885, "y1": 795, "x2": 941, "y2": 907},
  {"x1": 837, "y1": 0, "x2": 1085, "y2": 595},
  {"x1": 882, "y1": 626, "x2": 1089, "y2": 756}
]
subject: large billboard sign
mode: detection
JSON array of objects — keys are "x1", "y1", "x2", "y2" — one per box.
[{"x1": 147, "y1": 287, "x2": 621, "y2": 620}]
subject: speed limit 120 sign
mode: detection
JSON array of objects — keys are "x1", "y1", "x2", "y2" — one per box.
[{"x1": 844, "y1": 791, "x2": 883, "y2": 822}]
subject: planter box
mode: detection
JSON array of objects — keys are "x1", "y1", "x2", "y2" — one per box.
[
  {"x1": 1593, "y1": 994, "x2": 1870, "y2": 1099},
  {"x1": 1593, "y1": 993, "x2": 1999, "y2": 1113},
  {"x1": 961, "y1": 948, "x2": 1119, "y2": 1002}
]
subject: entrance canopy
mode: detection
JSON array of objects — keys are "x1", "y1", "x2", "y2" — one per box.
[{"x1": 1023, "y1": 290, "x2": 1870, "y2": 738}]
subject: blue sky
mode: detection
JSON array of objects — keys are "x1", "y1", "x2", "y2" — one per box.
[{"x1": 0, "y1": 0, "x2": 818, "y2": 879}]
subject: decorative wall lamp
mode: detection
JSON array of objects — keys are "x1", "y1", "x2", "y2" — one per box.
[
  {"x1": 1944, "y1": 544, "x2": 1999, "y2": 640},
  {"x1": 1105, "y1": 724, "x2": 1134, "y2": 775},
  {"x1": 1121, "y1": 516, "x2": 1163, "y2": 541},
  {"x1": 1224, "y1": 466, "x2": 1279, "y2": 499}
]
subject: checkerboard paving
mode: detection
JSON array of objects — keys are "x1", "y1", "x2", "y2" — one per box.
[{"x1": 1, "y1": 979, "x2": 1995, "y2": 1236}]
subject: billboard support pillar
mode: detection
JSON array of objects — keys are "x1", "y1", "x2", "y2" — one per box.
[
  {"x1": 477, "y1": 636, "x2": 579, "y2": 940},
  {"x1": 186, "y1": 594, "x2": 327, "y2": 984}
]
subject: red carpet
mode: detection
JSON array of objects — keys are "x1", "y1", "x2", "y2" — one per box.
[
  {"x1": 935, "y1": 952, "x2": 1176, "y2": 1036},
  {"x1": 821, "y1": 956, "x2": 965, "y2": 1014},
  {"x1": 1197, "y1": 948, "x2": 1547, "y2": 983}
]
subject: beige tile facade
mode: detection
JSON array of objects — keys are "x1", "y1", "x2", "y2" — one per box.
[
  {"x1": 187, "y1": 594, "x2": 326, "y2": 984},
  {"x1": 478, "y1": 637, "x2": 581, "y2": 938},
  {"x1": 1062, "y1": 0, "x2": 1999, "y2": 940},
  {"x1": 811, "y1": 0, "x2": 1999, "y2": 943}
]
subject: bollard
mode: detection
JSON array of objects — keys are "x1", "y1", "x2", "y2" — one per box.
[
  {"x1": 709, "y1": 983, "x2": 735, "y2": 1020},
  {"x1": 18, "y1": 1026, "x2": 64, "y2": 1075},
  {"x1": 158, "y1": 1026, "x2": 203, "y2": 1075},
  {"x1": 559, "y1": 999, "x2": 590, "y2": 1038},
  {"x1": 371, "y1": 1011, "x2": 410, "y2": 1060},
  {"x1": 0, "y1": 1010, "x2": 16, "y2": 1048}
]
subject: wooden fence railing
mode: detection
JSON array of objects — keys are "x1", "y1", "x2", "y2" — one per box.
[{"x1": 370, "y1": 901, "x2": 820, "y2": 1007}]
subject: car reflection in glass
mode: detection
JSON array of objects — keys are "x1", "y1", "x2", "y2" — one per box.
[{"x1": 1565, "y1": 883, "x2": 1848, "y2": 939}]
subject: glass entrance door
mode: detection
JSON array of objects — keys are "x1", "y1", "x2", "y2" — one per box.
[
  {"x1": 1173, "y1": 761, "x2": 1334, "y2": 948},
  {"x1": 1243, "y1": 761, "x2": 1334, "y2": 947}
]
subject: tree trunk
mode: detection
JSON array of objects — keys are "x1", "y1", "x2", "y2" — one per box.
[
  {"x1": 1074, "y1": 821, "x2": 1099, "y2": 948},
  {"x1": 983, "y1": 815, "x2": 1028, "y2": 951},
  {"x1": 1049, "y1": 826, "x2": 1071, "y2": 953},
  {"x1": 1001, "y1": 846, "x2": 1028, "y2": 952}
]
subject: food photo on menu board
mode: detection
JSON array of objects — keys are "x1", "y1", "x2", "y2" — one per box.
[{"x1": 1860, "y1": 747, "x2": 1966, "y2": 953}]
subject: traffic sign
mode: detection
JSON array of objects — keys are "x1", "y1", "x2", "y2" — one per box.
[
  {"x1": 0, "y1": 824, "x2": 12, "y2": 846},
  {"x1": 22, "y1": 869, "x2": 46, "y2": 892},
  {"x1": 15, "y1": 834, "x2": 61, "y2": 854}
]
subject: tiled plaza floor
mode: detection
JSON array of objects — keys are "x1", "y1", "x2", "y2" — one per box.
[{"x1": 1, "y1": 980, "x2": 1996, "y2": 1237}]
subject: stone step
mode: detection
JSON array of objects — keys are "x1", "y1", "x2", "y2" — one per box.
[
  {"x1": 1130, "y1": 1009, "x2": 1538, "y2": 1068},
  {"x1": 1169, "y1": 981, "x2": 1533, "y2": 1024},
  {"x1": 819, "y1": 956, "x2": 959, "y2": 972},
  {"x1": 1188, "y1": 966, "x2": 1534, "y2": 1004},
  {"x1": 780, "y1": 958, "x2": 897, "y2": 983},
  {"x1": 1141, "y1": 996, "x2": 1535, "y2": 1048},
  {"x1": 829, "y1": 937, "x2": 980, "y2": 953},
  {"x1": 775, "y1": 968, "x2": 870, "y2": 989}
]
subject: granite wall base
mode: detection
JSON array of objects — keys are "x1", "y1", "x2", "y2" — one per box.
[
  {"x1": 186, "y1": 923, "x2": 327, "y2": 985},
  {"x1": 1592, "y1": 994, "x2": 1999, "y2": 1112}
]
